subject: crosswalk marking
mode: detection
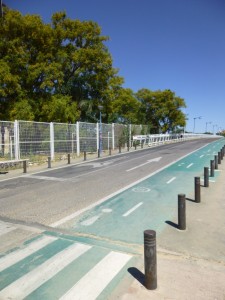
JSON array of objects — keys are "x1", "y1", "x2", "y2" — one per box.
[
  {"x1": 0, "y1": 243, "x2": 92, "y2": 300},
  {"x1": 0, "y1": 221, "x2": 16, "y2": 237},
  {"x1": 60, "y1": 251, "x2": 131, "y2": 300},
  {"x1": 0, "y1": 236, "x2": 57, "y2": 272}
]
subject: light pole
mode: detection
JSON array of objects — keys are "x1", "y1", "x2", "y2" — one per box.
[
  {"x1": 98, "y1": 105, "x2": 103, "y2": 154},
  {"x1": 212, "y1": 124, "x2": 217, "y2": 135},
  {"x1": 0, "y1": 0, "x2": 3, "y2": 18},
  {"x1": 205, "y1": 121, "x2": 211, "y2": 133},
  {"x1": 193, "y1": 116, "x2": 202, "y2": 133}
]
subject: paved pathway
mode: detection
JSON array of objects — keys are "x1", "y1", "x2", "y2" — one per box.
[{"x1": 0, "y1": 138, "x2": 224, "y2": 299}]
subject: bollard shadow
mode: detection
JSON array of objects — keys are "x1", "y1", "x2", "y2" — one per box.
[
  {"x1": 165, "y1": 220, "x2": 178, "y2": 229},
  {"x1": 185, "y1": 197, "x2": 196, "y2": 203},
  {"x1": 128, "y1": 267, "x2": 145, "y2": 286},
  {"x1": 0, "y1": 171, "x2": 8, "y2": 175}
]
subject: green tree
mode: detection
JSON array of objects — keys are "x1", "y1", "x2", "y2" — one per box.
[
  {"x1": 109, "y1": 88, "x2": 141, "y2": 124},
  {"x1": 0, "y1": 9, "x2": 123, "y2": 122},
  {"x1": 136, "y1": 89, "x2": 186, "y2": 133}
]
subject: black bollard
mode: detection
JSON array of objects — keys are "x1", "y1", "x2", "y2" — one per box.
[
  {"x1": 195, "y1": 177, "x2": 201, "y2": 203},
  {"x1": 23, "y1": 160, "x2": 27, "y2": 173},
  {"x1": 141, "y1": 141, "x2": 144, "y2": 149},
  {"x1": 204, "y1": 167, "x2": 209, "y2": 187},
  {"x1": 215, "y1": 155, "x2": 218, "y2": 169},
  {"x1": 109, "y1": 147, "x2": 112, "y2": 156},
  {"x1": 178, "y1": 194, "x2": 186, "y2": 230},
  {"x1": 119, "y1": 145, "x2": 121, "y2": 153},
  {"x1": 210, "y1": 160, "x2": 215, "y2": 177},
  {"x1": 98, "y1": 149, "x2": 100, "y2": 158},
  {"x1": 134, "y1": 143, "x2": 137, "y2": 150},
  {"x1": 220, "y1": 149, "x2": 223, "y2": 160},
  {"x1": 68, "y1": 153, "x2": 71, "y2": 164},
  {"x1": 84, "y1": 151, "x2": 87, "y2": 161},
  {"x1": 218, "y1": 152, "x2": 221, "y2": 164},
  {"x1": 144, "y1": 230, "x2": 157, "y2": 290},
  {"x1": 48, "y1": 156, "x2": 51, "y2": 168}
]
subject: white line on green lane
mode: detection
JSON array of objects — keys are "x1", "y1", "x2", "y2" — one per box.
[
  {"x1": 122, "y1": 202, "x2": 143, "y2": 217},
  {"x1": 59, "y1": 251, "x2": 131, "y2": 300},
  {"x1": 0, "y1": 243, "x2": 92, "y2": 300},
  {"x1": 0, "y1": 236, "x2": 57, "y2": 272},
  {"x1": 186, "y1": 163, "x2": 194, "y2": 168},
  {"x1": 166, "y1": 177, "x2": 176, "y2": 184}
]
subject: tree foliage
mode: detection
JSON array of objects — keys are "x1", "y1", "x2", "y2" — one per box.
[
  {"x1": 0, "y1": 8, "x2": 187, "y2": 131},
  {"x1": 136, "y1": 89, "x2": 186, "y2": 133}
]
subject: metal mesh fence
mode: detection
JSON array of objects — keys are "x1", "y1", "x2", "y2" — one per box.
[
  {"x1": 19, "y1": 121, "x2": 51, "y2": 159},
  {"x1": 79, "y1": 122, "x2": 97, "y2": 153},
  {"x1": 1, "y1": 120, "x2": 206, "y2": 162},
  {"x1": 0, "y1": 121, "x2": 15, "y2": 160},
  {"x1": 53, "y1": 123, "x2": 77, "y2": 158}
]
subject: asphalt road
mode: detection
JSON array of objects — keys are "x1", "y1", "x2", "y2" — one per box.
[{"x1": 0, "y1": 138, "x2": 220, "y2": 227}]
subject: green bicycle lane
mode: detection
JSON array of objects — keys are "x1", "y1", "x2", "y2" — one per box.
[{"x1": 58, "y1": 138, "x2": 225, "y2": 247}]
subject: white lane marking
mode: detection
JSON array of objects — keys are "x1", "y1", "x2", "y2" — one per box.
[
  {"x1": 23, "y1": 175, "x2": 66, "y2": 182},
  {"x1": 132, "y1": 187, "x2": 151, "y2": 192},
  {"x1": 166, "y1": 177, "x2": 176, "y2": 184},
  {"x1": 0, "y1": 243, "x2": 91, "y2": 300},
  {"x1": 60, "y1": 251, "x2": 131, "y2": 300},
  {"x1": 126, "y1": 157, "x2": 162, "y2": 172},
  {"x1": 186, "y1": 163, "x2": 193, "y2": 168},
  {"x1": 50, "y1": 143, "x2": 210, "y2": 227},
  {"x1": 200, "y1": 155, "x2": 204, "y2": 158},
  {"x1": 0, "y1": 221, "x2": 16, "y2": 237},
  {"x1": 123, "y1": 202, "x2": 143, "y2": 217},
  {"x1": 0, "y1": 236, "x2": 57, "y2": 272},
  {"x1": 102, "y1": 208, "x2": 112, "y2": 213},
  {"x1": 81, "y1": 215, "x2": 100, "y2": 226}
]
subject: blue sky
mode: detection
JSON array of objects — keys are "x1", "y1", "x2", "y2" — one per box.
[{"x1": 4, "y1": 0, "x2": 225, "y2": 133}]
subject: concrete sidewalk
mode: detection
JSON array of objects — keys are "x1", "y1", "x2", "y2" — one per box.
[{"x1": 117, "y1": 158, "x2": 225, "y2": 299}]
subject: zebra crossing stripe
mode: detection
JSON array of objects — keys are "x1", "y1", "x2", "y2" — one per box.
[
  {"x1": 60, "y1": 251, "x2": 131, "y2": 300},
  {"x1": 0, "y1": 242, "x2": 92, "y2": 300},
  {"x1": 0, "y1": 221, "x2": 16, "y2": 237},
  {"x1": 0, "y1": 236, "x2": 57, "y2": 272}
]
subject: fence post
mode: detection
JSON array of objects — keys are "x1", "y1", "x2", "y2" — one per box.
[
  {"x1": 76, "y1": 121, "x2": 80, "y2": 157},
  {"x1": 144, "y1": 230, "x2": 157, "y2": 290},
  {"x1": 96, "y1": 122, "x2": 99, "y2": 153},
  {"x1": 14, "y1": 120, "x2": 20, "y2": 160},
  {"x1": 112, "y1": 123, "x2": 115, "y2": 150},
  {"x1": 129, "y1": 124, "x2": 132, "y2": 148},
  {"x1": 50, "y1": 122, "x2": 54, "y2": 161}
]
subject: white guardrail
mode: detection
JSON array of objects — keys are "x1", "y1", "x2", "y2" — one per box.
[{"x1": 132, "y1": 133, "x2": 221, "y2": 147}]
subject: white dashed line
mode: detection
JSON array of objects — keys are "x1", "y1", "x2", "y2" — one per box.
[
  {"x1": 166, "y1": 177, "x2": 176, "y2": 184},
  {"x1": 186, "y1": 163, "x2": 193, "y2": 168},
  {"x1": 123, "y1": 202, "x2": 143, "y2": 217}
]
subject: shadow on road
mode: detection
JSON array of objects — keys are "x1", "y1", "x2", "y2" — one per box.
[{"x1": 128, "y1": 267, "x2": 145, "y2": 286}]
